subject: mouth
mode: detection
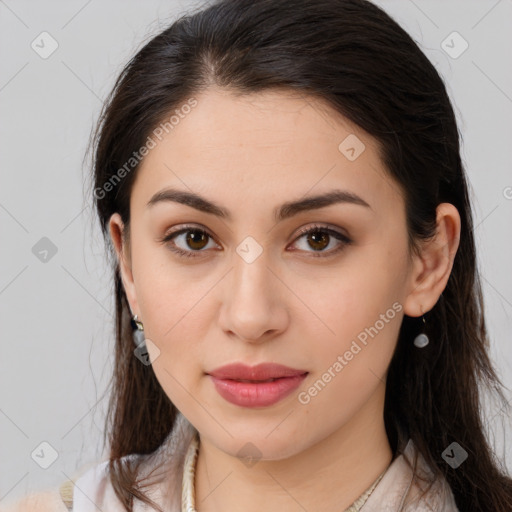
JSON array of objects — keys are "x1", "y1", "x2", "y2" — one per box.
[
  {"x1": 207, "y1": 362, "x2": 308, "y2": 381},
  {"x1": 206, "y1": 363, "x2": 309, "y2": 408}
]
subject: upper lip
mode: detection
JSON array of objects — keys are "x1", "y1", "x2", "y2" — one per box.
[{"x1": 207, "y1": 363, "x2": 308, "y2": 381}]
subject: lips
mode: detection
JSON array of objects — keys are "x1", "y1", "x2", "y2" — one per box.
[
  {"x1": 207, "y1": 363, "x2": 309, "y2": 408},
  {"x1": 207, "y1": 362, "x2": 308, "y2": 381}
]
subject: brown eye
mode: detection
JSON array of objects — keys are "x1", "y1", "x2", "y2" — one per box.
[
  {"x1": 160, "y1": 223, "x2": 352, "y2": 260},
  {"x1": 291, "y1": 224, "x2": 352, "y2": 257},
  {"x1": 185, "y1": 229, "x2": 210, "y2": 250},
  {"x1": 161, "y1": 226, "x2": 218, "y2": 258},
  {"x1": 305, "y1": 230, "x2": 330, "y2": 251}
]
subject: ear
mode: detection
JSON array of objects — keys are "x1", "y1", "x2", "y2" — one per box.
[
  {"x1": 403, "y1": 203, "x2": 461, "y2": 317},
  {"x1": 109, "y1": 213, "x2": 139, "y2": 317}
]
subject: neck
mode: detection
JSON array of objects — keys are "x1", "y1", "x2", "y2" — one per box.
[{"x1": 194, "y1": 382, "x2": 393, "y2": 512}]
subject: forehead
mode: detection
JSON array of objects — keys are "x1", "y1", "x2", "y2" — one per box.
[{"x1": 133, "y1": 87, "x2": 403, "y2": 216}]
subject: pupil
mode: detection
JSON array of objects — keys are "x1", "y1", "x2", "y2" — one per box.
[
  {"x1": 309, "y1": 231, "x2": 328, "y2": 251},
  {"x1": 187, "y1": 230, "x2": 208, "y2": 250}
]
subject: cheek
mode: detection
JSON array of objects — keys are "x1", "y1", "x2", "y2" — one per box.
[
  {"x1": 132, "y1": 241, "x2": 212, "y2": 333},
  {"x1": 139, "y1": 282, "x2": 210, "y2": 415},
  {"x1": 295, "y1": 257, "x2": 402, "y2": 338},
  {"x1": 299, "y1": 286, "x2": 402, "y2": 424},
  {"x1": 293, "y1": 248, "x2": 405, "y2": 375}
]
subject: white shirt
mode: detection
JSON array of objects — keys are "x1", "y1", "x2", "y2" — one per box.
[{"x1": 1, "y1": 411, "x2": 459, "y2": 511}]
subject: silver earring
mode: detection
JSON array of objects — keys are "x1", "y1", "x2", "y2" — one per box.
[
  {"x1": 131, "y1": 314, "x2": 145, "y2": 347},
  {"x1": 413, "y1": 314, "x2": 429, "y2": 348}
]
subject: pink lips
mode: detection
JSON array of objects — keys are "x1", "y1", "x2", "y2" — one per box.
[{"x1": 207, "y1": 363, "x2": 308, "y2": 408}]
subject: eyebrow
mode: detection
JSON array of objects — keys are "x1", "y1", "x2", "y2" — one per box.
[{"x1": 146, "y1": 187, "x2": 372, "y2": 222}]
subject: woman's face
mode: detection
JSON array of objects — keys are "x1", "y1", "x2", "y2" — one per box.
[{"x1": 110, "y1": 87, "x2": 425, "y2": 460}]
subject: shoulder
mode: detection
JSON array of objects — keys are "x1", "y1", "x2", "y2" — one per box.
[
  {"x1": 64, "y1": 459, "x2": 119, "y2": 511},
  {"x1": 2, "y1": 414, "x2": 198, "y2": 512},
  {"x1": 403, "y1": 474, "x2": 459, "y2": 511},
  {"x1": 362, "y1": 438, "x2": 459, "y2": 512},
  {"x1": 0, "y1": 490, "x2": 70, "y2": 512},
  {"x1": 0, "y1": 460, "x2": 112, "y2": 512},
  {"x1": 402, "y1": 440, "x2": 459, "y2": 511}
]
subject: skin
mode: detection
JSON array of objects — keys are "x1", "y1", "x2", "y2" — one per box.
[{"x1": 109, "y1": 86, "x2": 461, "y2": 512}]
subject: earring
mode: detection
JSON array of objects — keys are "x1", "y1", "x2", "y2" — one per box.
[
  {"x1": 131, "y1": 314, "x2": 145, "y2": 347},
  {"x1": 413, "y1": 313, "x2": 429, "y2": 348}
]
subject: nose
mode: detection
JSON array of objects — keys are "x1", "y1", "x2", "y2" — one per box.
[{"x1": 218, "y1": 253, "x2": 289, "y2": 343}]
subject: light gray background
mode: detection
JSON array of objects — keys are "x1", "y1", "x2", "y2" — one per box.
[{"x1": 1, "y1": 0, "x2": 511, "y2": 503}]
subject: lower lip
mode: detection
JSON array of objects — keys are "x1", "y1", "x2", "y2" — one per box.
[{"x1": 209, "y1": 374, "x2": 307, "y2": 408}]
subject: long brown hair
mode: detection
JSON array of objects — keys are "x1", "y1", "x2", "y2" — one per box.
[{"x1": 88, "y1": 0, "x2": 512, "y2": 509}]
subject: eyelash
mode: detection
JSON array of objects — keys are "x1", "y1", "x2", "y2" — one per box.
[{"x1": 159, "y1": 223, "x2": 353, "y2": 259}]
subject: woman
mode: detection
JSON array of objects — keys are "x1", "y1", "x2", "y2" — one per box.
[{"x1": 4, "y1": 0, "x2": 512, "y2": 510}]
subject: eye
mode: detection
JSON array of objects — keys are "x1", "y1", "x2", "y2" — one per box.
[
  {"x1": 159, "y1": 225, "x2": 219, "y2": 259},
  {"x1": 159, "y1": 223, "x2": 352, "y2": 260},
  {"x1": 289, "y1": 224, "x2": 352, "y2": 257}
]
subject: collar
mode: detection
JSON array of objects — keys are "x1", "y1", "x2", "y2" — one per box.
[{"x1": 180, "y1": 433, "x2": 388, "y2": 512}]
